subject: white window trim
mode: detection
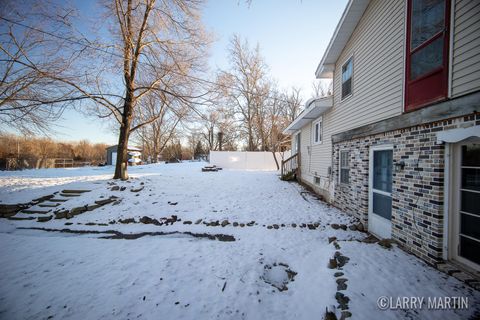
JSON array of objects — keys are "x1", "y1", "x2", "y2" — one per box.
[
  {"x1": 339, "y1": 150, "x2": 350, "y2": 185},
  {"x1": 312, "y1": 117, "x2": 323, "y2": 145},
  {"x1": 341, "y1": 55, "x2": 354, "y2": 101}
]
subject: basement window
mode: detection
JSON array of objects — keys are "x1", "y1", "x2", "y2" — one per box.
[
  {"x1": 314, "y1": 176, "x2": 320, "y2": 185},
  {"x1": 340, "y1": 151, "x2": 350, "y2": 184},
  {"x1": 341, "y1": 57, "x2": 353, "y2": 99}
]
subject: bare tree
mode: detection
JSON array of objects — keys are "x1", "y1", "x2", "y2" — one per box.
[
  {"x1": 83, "y1": 0, "x2": 211, "y2": 179},
  {"x1": 0, "y1": 1, "x2": 85, "y2": 134},
  {"x1": 219, "y1": 35, "x2": 269, "y2": 151},
  {"x1": 132, "y1": 92, "x2": 188, "y2": 162},
  {"x1": 311, "y1": 80, "x2": 332, "y2": 98},
  {"x1": 283, "y1": 87, "x2": 303, "y2": 122},
  {"x1": 197, "y1": 103, "x2": 237, "y2": 153},
  {"x1": 2, "y1": 0, "x2": 210, "y2": 179}
]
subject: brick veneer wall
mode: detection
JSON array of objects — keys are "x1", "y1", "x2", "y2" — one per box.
[{"x1": 332, "y1": 112, "x2": 479, "y2": 265}]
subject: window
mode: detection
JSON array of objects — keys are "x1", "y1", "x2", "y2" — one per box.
[
  {"x1": 314, "y1": 176, "x2": 321, "y2": 185},
  {"x1": 341, "y1": 57, "x2": 353, "y2": 99},
  {"x1": 312, "y1": 118, "x2": 322, "y2": 145},
  {"x1": 340, "y1": 151, "x2": 350, "y2": 184},
  {"x1": 405, "y1": 0, "x2": 450, "y2": 111},
  {"x1": 293, "y1": 132, "x2": 300, "y2": 154}
]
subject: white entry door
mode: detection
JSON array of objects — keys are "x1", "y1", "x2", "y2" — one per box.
[
  {"x1": 368, "y1": 145, "x2": 393, "y2": 239},
  {"x1": 452, "y1": 142, "x2": 480, "y2": 270},
  {"x1": 111, "y1": 152, "x2": 117, "y2": 166}
]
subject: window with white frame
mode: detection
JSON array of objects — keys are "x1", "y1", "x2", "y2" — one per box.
[
  {"x1": 340, "y1": 151, "x2": 350, "y2": 184},
  {"x1": 294, "y1": 132, "x2": 300, "y2": 154},
  {"x1": 342, "y1": 57, "x2": 353, "y2": 99},
  {"x1": 312, "y1": 117, "x2": 323, "y2": 145}
]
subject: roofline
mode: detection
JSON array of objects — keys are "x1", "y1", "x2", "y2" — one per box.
[
  {"x1": 315, "y1": 0, "x2": 354, "y2": 77},
  {"x1": 315, "y1": 0, "x2": 370, "y2": 79},
  {"x1": 283, "y1": 96, "x2": 333, "y2": 134}
]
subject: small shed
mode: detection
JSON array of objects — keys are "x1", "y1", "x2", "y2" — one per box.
[{"x1": 106, "y1": 145, "x2": 142, "y2": 166}]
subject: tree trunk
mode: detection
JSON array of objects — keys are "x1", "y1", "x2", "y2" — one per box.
[
  {"x1": 218, "y1": 132, "x2": 223, "y2": 151},
  {"x1": 272, "y1": 151, "x2": 279, "y2": 170},
  {"x1": 247, "y1": 125, "x2": 254, "y2": 151},
  {"x1": 114, "y1": 94, "x2": 133, "y2": 180},
  {"x1": 114, "y1": 121, "x2": 131, "y2": 180}
]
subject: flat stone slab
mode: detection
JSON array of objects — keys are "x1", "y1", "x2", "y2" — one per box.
[
  {"x1": 94, "y1": 198, "x2": 116, "y2": 206},
  {"x1": 38, "y1": 203, "x2": 60, "y2": 208},
  {"x1": 37, "y1": 215, "x2": 53, "y2": 222},
  {"x1": 0, "y1": 204, "x2": 28, "y2": 217},
  {"x1": 49, "y1": 199, "x2": 68, "y2": 202},
  {"x1": 61, "y1": 190, "x2": 91, "y2": 193},
  {"x1": 32, "y1": 195, "x2": 55, "y2": 203},
  {"x1": 20, "y1": 209, "x2": 52, "y2": 214},
  {"x1": 8, "y1": 216, "x2": 36, "y2": 221}
]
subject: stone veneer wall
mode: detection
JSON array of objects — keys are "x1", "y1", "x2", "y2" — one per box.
[{"x1": 332, "y1": 112, "x2": 479, "y2": 265}]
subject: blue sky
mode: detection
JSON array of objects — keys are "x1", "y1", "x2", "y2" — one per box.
[{"x1": 50, "y1": 0, "x2": 348, "y2": 144}]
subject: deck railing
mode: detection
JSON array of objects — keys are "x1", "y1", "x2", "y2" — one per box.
[{"x1": 281, "y1": 153, "x2": 299, "y2": 180}]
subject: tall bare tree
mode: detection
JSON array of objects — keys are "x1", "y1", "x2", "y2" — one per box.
[
  {"x1": 92, "y1": 0, "x2": 211, "y2": 179},
  {"x1": 219, "y1": 35, "x2": 270, "y2": 151}
]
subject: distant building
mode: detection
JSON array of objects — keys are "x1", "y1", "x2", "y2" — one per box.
[{"x1": 106, "y1": 145, "x2": 142, "y2": 166}]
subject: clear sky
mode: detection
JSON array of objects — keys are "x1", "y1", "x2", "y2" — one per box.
[{"x1": 47, "y1": 0, "x2": 348, "y2": 144}]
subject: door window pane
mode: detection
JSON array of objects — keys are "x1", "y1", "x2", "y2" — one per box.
[
  {"x1": 459, "y1": 236, "x2": 480, "y2": 265},
  {"x1": 340, "y1": 169, "x2": 349, "y2": 184},
  {"x1": 373, "y1": 192, "x2": 392, "y2": 220},
  {"x1": 410, "y1": 37, "x2": 444, "y2": 80},
  {"x1": 461, "y1": 190, "x2": 480, "y2": 215},
  {"x1": 462, "y1": 144, "x2": 480, "y2": 167},
  {"x1": 411, "y1": 0, "x2": 445, "y2": 49},
  {"x1": 373, "y1": 150, "x2": 393, "y2": 193},
  {"x1": 460, "y1": 213, "x2": 480, "y2": 240},
  {"x1": 462, "y1": 168, "x2": 480, "y2": 191}
]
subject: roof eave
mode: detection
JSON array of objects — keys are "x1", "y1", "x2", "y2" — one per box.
[
  {"x1": 283, "y1": 96, "x2": 333, "y2": 134},
  {"x1": 315, "y1": 0, "x2": 370, "y2": 79}
]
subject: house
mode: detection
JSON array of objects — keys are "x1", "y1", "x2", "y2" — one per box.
[
  {"x1": 106, "y1": 145, "x2": 142, "y2": 166},
  {"x1": 284, "y1": 0, "x2": 480, "y2": 273}
]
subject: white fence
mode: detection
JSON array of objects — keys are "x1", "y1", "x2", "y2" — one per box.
[{"x1": 209, "y1": 151, "x2": 291, "y2": 171}]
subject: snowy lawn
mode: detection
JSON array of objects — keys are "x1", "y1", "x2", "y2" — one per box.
[{"x1": 0, "y1": 163, "x2": 479, "y2": 320}]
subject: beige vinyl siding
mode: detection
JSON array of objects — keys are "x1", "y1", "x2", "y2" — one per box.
[
  {"x1": 331, "y1": 0, "x2": 404, "y2": 131},
  {"x1": 299, "y1": 123, "x2": 311, "y2": 178},
  {"x1": 451, "y1": 0, "x2": 480, "y2": 97},
  {"x1": 310, "y1": 113, "x2": 333, "y2": 177},
  {"x1": 307, "y1": 0, "x2": 405, "y2": 178}
]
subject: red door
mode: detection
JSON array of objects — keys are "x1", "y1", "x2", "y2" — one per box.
[{"x1": 405, "y1": 0, "x2": 450, "y2": 111}]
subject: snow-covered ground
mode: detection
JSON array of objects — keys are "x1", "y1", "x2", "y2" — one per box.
[{"x1": 0, "y1": 163, "x2": 479, "y2": 320}]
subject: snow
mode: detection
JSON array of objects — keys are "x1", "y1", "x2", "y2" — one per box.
[{"x1": 0, "y1": 163, "x2": 479, "y2": 320}]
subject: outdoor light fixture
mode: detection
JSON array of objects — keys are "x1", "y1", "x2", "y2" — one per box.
[{"x1": 394, "y1": 160, "x2": 405, "y2": 172}]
